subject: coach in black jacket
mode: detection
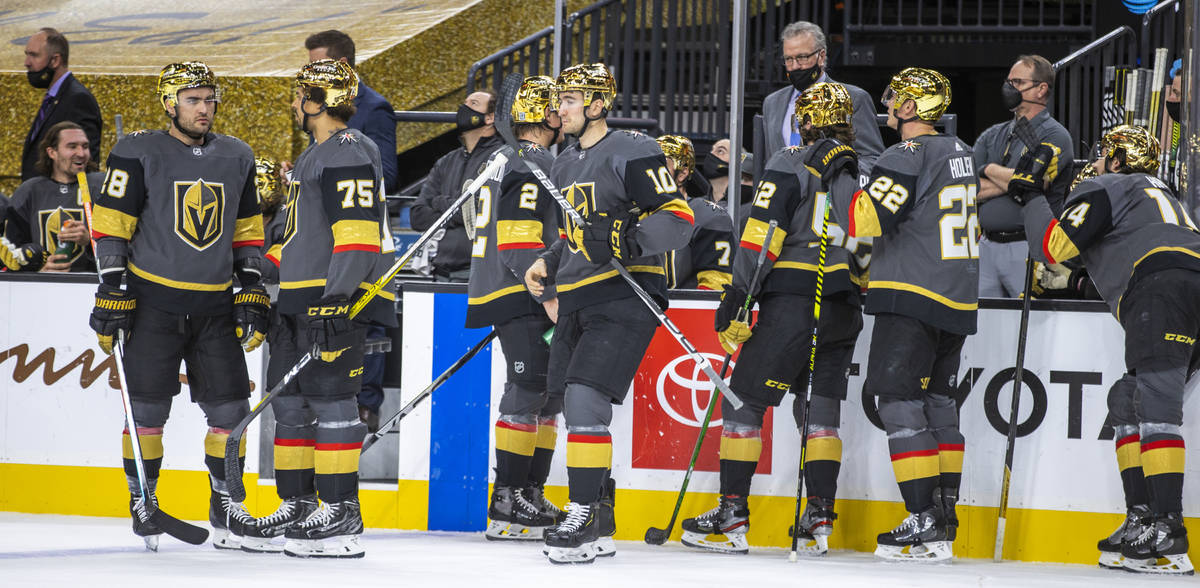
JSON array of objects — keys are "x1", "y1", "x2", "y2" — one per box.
[{"x1": 21, "y1": 28, "x2": 102, "y2": 181}]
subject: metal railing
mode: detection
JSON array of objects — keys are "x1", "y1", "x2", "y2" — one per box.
[
  {"x1": 1141, "y1": 0, "x2": 1184, "y2": 67},
  {"x1": 844, "y1": 0, "x2": 1094, "y2": 33},
  {"x1": 1052, "y1": 26, "x2": 1137, "y2": 158}
]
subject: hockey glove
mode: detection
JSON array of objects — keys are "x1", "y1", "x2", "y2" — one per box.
[
  {"x1": 89, "y1": 284, "x2": 136, "y2": 355},
  {"x1": 0, "y1": 238, "x2": 47, "y2": 271},
  {"x1": 1008, "y1": 142, "x2": 1061, "y2": 205},
  {"x1": 714, "y1": 283, "x2": 749, "y2": 332},
  {"x1": 580, "y1": 212, "x2": 641, "y2": 265},
  {"x1": 804, "y1": 138, "x2": 858, "y2": 185},
  {"x1": 233, "y1": 284, "x2": 270, "y2": 352},
  {"x1": 717, "y1": 320, "x2": 753, "y2": 355},
  {"x1": 306, "y1": 295, "x2": 354, "y2": 362}
]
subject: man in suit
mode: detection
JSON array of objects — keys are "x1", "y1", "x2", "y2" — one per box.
[
  {"x1": 760, "y1": 21, "x2": 883, "y2": 179},
  {"x1": 21, "y1": 27, "x2": 102, "y2": 181},
  {"x1": 305, "y1": 29, "x2": 399, "y2": 194}
]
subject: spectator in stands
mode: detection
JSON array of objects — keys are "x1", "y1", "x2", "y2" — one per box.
[
  {"x1": 761, "y1": 21, "x2": 883, "y2": 169},
  {"x1": 5, "y1": 121, "x2": 101, "y2": 273},
  {"x1": 305, "y1": 29, "x2": 399, "y2": 193},
  {"x1": 975, "y1": 54, "x2": 1073, "y2": 298},
  {"x1": 21, "y1": 28, "x2": 101, "y2": 181},
  {"x1": 1160, "y1": 59, "x2": 1183, "y2": 194},
  {"x1": 411, "y1": 91, "x2": 503, "y2": 282},
  {"x1": 701, "y1": 138, "x2": 754, "y2": 208}
]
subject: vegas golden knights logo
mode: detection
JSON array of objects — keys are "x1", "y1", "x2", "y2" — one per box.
[
  {"x1": 39, "y1": 207, "x2": 85, "y2": 263},
  {"x1": 281, "y1": 180, "x2": 301, "y2": 247},
  {"x1": 174, "y1": 179, "x2": 225, "y2": 250},
  {"x1": 563, "y1": 182, "x2": 596, "y2": 254}
]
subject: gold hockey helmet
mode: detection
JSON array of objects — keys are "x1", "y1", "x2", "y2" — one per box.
[
  {"x1": 254, "y1": 156, "x2": 283, "y2": 211},
  {"x1": 656, "y1": 134, "x2": 696, "y2": 176},
  {"x1": 795, "y1": 82, "x2": 854, "y2": 129},
  {"x1": 556, "y1": 63, "x2": 617, "y2": 110},
  {"x1": 512, "y1": 75, "x2": 557, "y2": 123},
  {"x1": 1098, "y1": 124, "x2": 1160, "y2": 174},
  {"x1": 157, "y1": 62, "x2": 219, "y2": 111},
  {"x1": 1069, "y1": 163, "x2": 1098, "y2": 191},
  {"x1": 882, "y1": 67, "x2": 951, "y2": 122},
  {"x1": 295, "y1": 59, "x2": 358, "y2": 108}
]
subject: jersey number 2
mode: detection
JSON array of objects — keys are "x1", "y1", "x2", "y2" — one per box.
[{"x1": 938, "y1": 184, "x2": 979, "y2": 260}]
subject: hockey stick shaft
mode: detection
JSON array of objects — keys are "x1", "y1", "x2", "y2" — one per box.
[
  {"x1": 994, "y1": 255, "x2": 1035, "y2": 561},
  {"x1": 221, "y1": 154, "x2": 510, "y2": 501},
  {"x1": 646, "y1": 221, "x2": 776, "y2": 544},
  {"x1": 362, "y1": 330, "x2": 497, "y2": 453},
  {"x1": 494, "y1": 73, "x2": 742, "y2": 409},
  {"x1": 789, "y1": 190, "x2": 833, "y2": 561},
  {"x1": 78, "y1": 172, "x2": 210, "y2": 546}
]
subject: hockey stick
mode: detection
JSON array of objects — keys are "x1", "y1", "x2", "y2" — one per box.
[
  {"x1": 78, "y1": 172, "x2": 210, "y2": 548},
  {"x1": 222, "y1": 152, "x2": 510, "y2": 502},
  {"x1": 645, "y1": 220, "x2": 777, "y2": 545},
  {"x1": 494, "y1": 72, "x2": 743, "y2": 410},
  {"x1": 788, "y1": 188, "x2": 834, "y2": 562},
  {"x1": 361, "y1": 329, "x2": 497, "y2": 453}
]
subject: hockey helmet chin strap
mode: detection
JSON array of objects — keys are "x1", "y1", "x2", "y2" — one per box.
[
  {"x1": 299, "y1": 94, "x2": 327, "y2": 138},
  {"x1": 568, "y1": 92, "x2": 608, "y2": 140}
]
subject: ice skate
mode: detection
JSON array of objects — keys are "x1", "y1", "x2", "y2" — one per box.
[
  {"x1": 1121, "y1": 512, "x2": 1194, "y2": 575},
  {"x1": 524, "y1": 484, "x2": 566, "y2": 524},
  {"x1": 129, "y1": 492, "x2": 162, "y2": 552},
  {"x1": 544, "y1": 502, "x2": 600, "y2": 564},
  {"x1": 874, "y1": 506, "x2": 952, "y2": 562},
  {"x1": 594, "y1": 478, "x2": 616, "y2": 558},
  {"x1": 486, "y1": 486, "x2": 556, "y2": 541},
  {"x1": 680, "y1": 495, "x2": 750, "y2": 554},
  {"x1": 1096, "y1": 504, "x2": 1150, "y2": 568},
  {"x1": 790, "y1": 497, "x2": 836, "y2": 556},
  {"x1": 209, "y1": 484, "x2": 254, "y2": 550},
  {"x1": 241, "y1": 494, "x2": 318, "y2": 553},
  {"x1": 935, "y1": 488, "x2": 958, "y2": 542},
  {"x1": 283, "y1": 499, "x2": 365, "y2": 559}
]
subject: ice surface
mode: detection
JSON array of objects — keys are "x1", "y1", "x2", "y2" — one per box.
[{"x1": 0, "y1": 513, "x2": 1193, "y2": 587}]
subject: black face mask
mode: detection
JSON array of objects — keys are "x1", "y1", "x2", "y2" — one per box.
[
  {"x1": 27, "y1": 64, "x2": 53, "y2": 89},
  {"x1": 700, "y1": 152, "x2": 728, "y2": 179},
  {"x1": 456, "y1": 104, "x2": 487, "y2": 134},
  {"x1": 788, "y1": 65, "x2": 822, "y2": 93},
  {"x1": 1001, "y1": 83, "x2": 1024, "y2": 111},
  {"x1": 1167, "y1": 101, "x2": 1181, "y2": 123}
]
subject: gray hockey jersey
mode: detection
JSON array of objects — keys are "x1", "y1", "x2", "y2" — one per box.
[
  {"x1": 92, "y1": 131, "x2": 262, "y2": 315},
  {"x1": 466, "y1": 141, "x2": 560, "y2": 328},
  {"x1": 276, "y1": 128, "x2": 397, "y2": 326},
  {"x1": 834, "y1": 133, "x2": 979, "y2": 334},
  {"x1": 735, "y1": 145, "x2": 865, "y2": 302},
  {"x1": 541, "y1": 130, "x2": 693, "y2": 314},
  {"x1": 1023, "y1": 172, "x2": 1200, "y2": 318},
  {"x1": 5, "y1": 172, "x2": 104, "y2": 272},
  {"x1": 667, "y1": 197, "x2": 734, "y2": 290}
]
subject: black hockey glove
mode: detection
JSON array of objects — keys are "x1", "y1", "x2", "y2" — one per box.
[
  {"x1": 580, "y1": 212, "x2": 641, "y2": 265},
  {"x1": 90, "y1": 284, "x2": 136, "y2": 355},
  {"x1": 804, "y1": 139, "x2": 858, "y2": 185},
  {"x1": 0, "y1": 237, "x2": 47, "y2": 271},
  {"x1": 233, "y1": 284, "x2": 270, "y2": 352},
  {"x1": 714, "y1": 284, "x2": 749, "y2": 332},
  {"x1": 1008, "y1": 142, "x2": 1060, "y2": 205},
  {"x1": 306, "y1": 295, "x2": 354, "y2": 362}
]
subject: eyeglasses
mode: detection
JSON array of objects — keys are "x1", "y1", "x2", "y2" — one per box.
[
  {"x1": 783, "y1": 49, "x2": 823, "y2": 67},
  {"x1": 1006, "y1": 78, "x2": 1045, "y2": 90}
]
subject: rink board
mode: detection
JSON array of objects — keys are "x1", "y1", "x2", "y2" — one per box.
[{"x1": 3, "y1": 278, "x2": 1199, "y2": 564}]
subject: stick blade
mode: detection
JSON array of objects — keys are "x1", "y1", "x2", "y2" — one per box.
[
  {"x1": 224, "y1": 432, "x2": 248, "y2": 502},
  {"x1": 644, "y1": 527, "x2": 668, "y2": 545},
  {"x1": 150, "y1": 509, "x2": 210, "y2": 545},
  {"x1": 494, "y1": 72, "x2": 525, "y2": 147}
]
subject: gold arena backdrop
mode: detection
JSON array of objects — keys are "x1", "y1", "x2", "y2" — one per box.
[{"x1": 0, "y1": 0, "x2": 585, "y2": 195}]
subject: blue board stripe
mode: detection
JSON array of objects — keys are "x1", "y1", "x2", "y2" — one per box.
[{"x1": 427, "y1": 291, "x2": 493, "y2": 531}]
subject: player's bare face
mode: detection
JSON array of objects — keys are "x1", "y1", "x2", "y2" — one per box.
[
  {"x1": 174, "y1": 87, "x2": 216, "y2": 135},
  {"x1": 556, "y1": 91, "x2": 587, "y2": 135},
  {"x1": 50, "y1": 128, "x2": 90, "y2": 176}
]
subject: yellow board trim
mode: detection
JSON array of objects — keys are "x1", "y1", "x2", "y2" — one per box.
[
  {"x1": 468, "y1": 284, "x2": 526, "y2": 305},
  {"x1": 870, "y1": 280, "x2": 978, "y2": 311},
  {"x1": 128, "y1": 263, "x2": 232, "y2": 291}
]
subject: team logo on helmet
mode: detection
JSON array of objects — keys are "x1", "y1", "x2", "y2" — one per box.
[
  {"x1": 513, "y1": 75, "x2": 557, "y2": 123},
  {"x1": 295, "y1": 59, "x2": 358, "y2": 108},
  {"x1": 157, "y1": 62, "x2": 219, "y2": 111},
  {"x1": 655, "y1": 135, "x2": 696, "y2": 177},
  {"x1": 174, "y1": 179, "x2": 225, "y2": 250},
  {"x1": 795, "y1": 82, "x2": 854, "y2": 129},
  {"x1": 1098, "y1": 124, "x2": 1160, "y2": 174},
  {"x1": 556, "y1": 63, "x2": 617, "y2": 109},
  {"x1": 883, "y1": 67, "x2": 951, "y2": 122}
]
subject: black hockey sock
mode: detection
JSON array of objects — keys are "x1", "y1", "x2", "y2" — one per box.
[
  {"x1": 122, "y1": 426, "x2": 164, "y2": 481},
  {"x1": 804, "y1": 431, "x2": 841, "y2": 500},
  {"x1": 887, "y1": 432, "x2": 939, "y2": 513},
  {"x1": 495, "y1": 417, "x2": 536, "y2": 488},
  {"x1": 314, "y1": 421, "x2": 367, "y2": 503},
  {"x1": 274, "y1": 423, "x2": 316, "y2": 499},
  {"x1": 1115, "y1": 432, "x2": 1150, "y2": 508},
  {"x1": 1140, "y1": 432, "x2": 1185, "y2": 515},
  {"x1": 203, "y1": 427, "x2": 245, "y2": 483},
  {"x1": 718, "y1": 427, "x2": 762, "y2": 496},
  {"x1": 526, "y1": 417, "x2": 558, "y2": 486},
  {"x1": 566, "y1": 431, "x2": 611, "y2": 503}
]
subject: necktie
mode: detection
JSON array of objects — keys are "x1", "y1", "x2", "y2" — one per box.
[{"x1": 30, "y1": 93, "x2": 54, "y2": 142}]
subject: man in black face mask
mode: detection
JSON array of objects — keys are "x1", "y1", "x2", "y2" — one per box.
[
  {"x1": 973, "y1": 54, "x2": 1073, "y2": 298},
  {"x1": 411, "y1": 91, "x2": 504, "y2": 282},
  {"x1": 20, "y1": 27, "x2": 102, "y2": 182},
  {"x1": 760, "y1": 21, "x2": 883, "y2": 177},
  {"x1": 700, "y1": 138, "x2": 756, "y2": 210}
]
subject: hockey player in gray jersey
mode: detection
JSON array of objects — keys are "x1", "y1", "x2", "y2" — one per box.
[
  {"x1": 657, "y1": 134, "x2": 734, "y2": 291},
  {"x1": 828, "y1": 68, "x2": 977, "y2": 562},
  {"x1": 2, "y1": 121, "x2": 100, "y2": 273},
  {"x1": 240, "y1": 59, "x2": 397, "y2": 559},
  {"x1": 87, "y1": 62, "x2": 267, "y2": 550},
  {"x1": 1013, "y1": 125, "x2": 1197, "y2": 574},
  {"x1": 468, "y1": 75, "x2": 566, "y2": 541},
  {"x1": 679, "y1": 82, "x2": 863, "y2": 556},
  {"x1": 523, "y1": 63, "x2": 693, "y2": 564}
]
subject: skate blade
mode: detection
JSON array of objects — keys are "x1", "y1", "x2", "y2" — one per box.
[
  {"x1": 1097, "y1": 551, "x2": 1123, "y2": 569},
  {"x1": 1122, "y1": 553, "x2": 1195, "y2": 575},
  {"x1": 484, "y1": 520, "x2": 545, "y2": 541},
  {"x1": 283, "y1": 536, "x2": 365, "y2": 559},
  {"x1": 594, "y1": 536, "x2": 616, "y2": 558},
  {"x1": 680, "y1": 531, "x2": 749, "y2": 554},
  {"x1": 547, "y1": 543, "x2": 597, "y2": 564},
  {"x1": 142, "y1": 535, "x2": 160, "y2": 552},
  {"x1": 790, "y1": 534, "x2": 829, "y2": 557},
  {"x1": 874, "y1": 541, "x2": 952, "y2": 563},
  {"x1": 211, "y1": 528, "x2": 241, "y2": 550},
  {"x1": 240, "y1": 536, "x2": 284, "y2": 554}
]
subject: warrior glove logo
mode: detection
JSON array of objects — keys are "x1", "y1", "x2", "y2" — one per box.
[{"x1": 174, "y1": 178, "x2": 225, "y2": 250}]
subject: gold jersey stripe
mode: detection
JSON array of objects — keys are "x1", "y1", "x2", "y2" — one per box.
[
  {"x1": 497, "y1": 220, "x2": 545, "y2": 246},
  {"x1": 869, "y1": 280, "x2": 978, "y2": 311},
  {"x1": 849, "y1": 191, "x2": 883, "y2": 237},
  {"x1": 233, "y1": 215, "x2": 265, "y2": 244},
  {"x1": 468, "y1": 283, "x2": 527, "y2": 305},
  {"x1": 741, "y1": 217, "x2": 787, "y2": 259},
  {"x1": 332, "y1": 219, "x2": 382, "y2": 248},
  {"x1": 279, "y1": 279, "x2": 397, "y2": 301},
  {"x1": 696, "y1": 269, "x2": 732, "y2": 291},
  {"x1": 129, "y1": 263, "x2": 232, "y2": 291},
  {"x1": 92, "y1": 205, "x2": 138, "y2": 240},
  {"x1": 556, "y1": 265, "x2": 665, "y2": 293}
]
